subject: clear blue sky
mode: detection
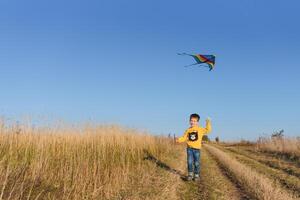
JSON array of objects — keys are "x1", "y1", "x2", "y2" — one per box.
[{"x1": 1, "y1": 0, "x2": 299, "y2": 140}]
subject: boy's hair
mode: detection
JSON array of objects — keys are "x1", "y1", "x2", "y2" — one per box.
[{"x1": 190, "y1": 113, "x2": 200, "y2": 121}]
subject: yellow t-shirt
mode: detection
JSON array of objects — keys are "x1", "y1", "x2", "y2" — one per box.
[{"x1": 177, "y1": 120, "x2": 211, "y2": 149}]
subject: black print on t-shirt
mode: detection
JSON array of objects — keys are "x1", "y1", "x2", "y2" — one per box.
[{"x1": 188, "y1": 131, "x2": 198, "y2": 141}]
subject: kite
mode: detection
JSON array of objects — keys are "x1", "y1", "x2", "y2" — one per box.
[{"x1": 178, "y1": 53, "x2": 216, "y2": 71}]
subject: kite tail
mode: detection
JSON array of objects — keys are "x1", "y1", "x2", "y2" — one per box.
[
  {"x1": 177, "y1": 53, "x2": 193, "y2": 56},
  {"x1": 200, "y1": 64, "x2": 214, "y2": 71},
  {"x1": 204, "y1": 65, "x2": 214, "y2": 71},
  {"x1": 183, "y1": 63, "x2": 200, "y2": 67},
  {"x1": 185, "y1": 63, "x2": 214, "y2": 71}
]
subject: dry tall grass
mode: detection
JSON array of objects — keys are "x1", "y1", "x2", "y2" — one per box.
[
  {"x1": 0, "y1": 122, "x2": 176, "y2": 200},
  {"x1": 204, "y1": 144, "x2": 296, "y2": 200},
  {"x1": 256, "y1": 137, "x2": 300, "y2": 158}
]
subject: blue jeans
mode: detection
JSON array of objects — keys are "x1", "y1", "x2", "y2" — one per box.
[{"x1": 187, "y1": 147, "x2": 201, "y2": 175}]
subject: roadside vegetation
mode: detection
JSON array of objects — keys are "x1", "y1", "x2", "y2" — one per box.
[
  {"x1": 0, "y1": 121, "x2": 298, "y2": 200},
  {"x1": 256, "y1": 135, "x2": 300, "y2": 162},
  {"x1": 0, "y1": 123, "x2": 185, "y2": 200}
]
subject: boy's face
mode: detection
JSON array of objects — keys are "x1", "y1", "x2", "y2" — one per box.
[{"x1": 189, "y1": 117, "x2": 199, "y2": 127}]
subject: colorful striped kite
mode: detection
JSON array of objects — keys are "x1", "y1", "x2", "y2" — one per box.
[{"x1": 178, "y1": 53, "x2": 216, "y2": 71}]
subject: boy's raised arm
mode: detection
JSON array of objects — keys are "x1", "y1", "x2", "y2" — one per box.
[{"x1": 203, "y1": 119, "x2": 212, "y2": 135}]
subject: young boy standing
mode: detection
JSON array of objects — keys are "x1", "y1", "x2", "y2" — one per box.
[{"x1": 176, "y1": 113, "x2": 212, "y2": 181}]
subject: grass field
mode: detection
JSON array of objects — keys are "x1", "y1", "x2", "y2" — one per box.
[{"x1": 0, "y1": 123, "x2": 299, "y2": 200}]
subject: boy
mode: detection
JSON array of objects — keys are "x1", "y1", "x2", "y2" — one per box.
[{"x1": 176, "y1": 113, "x2": 212, "y2": 181}]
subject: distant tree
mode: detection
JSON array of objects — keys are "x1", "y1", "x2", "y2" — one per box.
[
  {"x1": 271, "y1": 129, "x2": 284, "y2": 139},
  {"x1": 202, "y1": 135, "x2": 210, "y2": 142},
  {"x1": 215, "y1": 136, "x2": 219, "y2": 143}
]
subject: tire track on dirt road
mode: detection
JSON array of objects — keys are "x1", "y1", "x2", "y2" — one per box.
[
  {"x1": 225, "y1": 146, "x2": 300, "y2": 179},
  {"x1": 204, "y1": 144, "x2": 297, "y2": 200},
  {"x1": 199, "y1": 148, "x2": 250, "y2": 200},
  {"x1": 216, "y1": 146, "x2": 300, "y2": 198}
]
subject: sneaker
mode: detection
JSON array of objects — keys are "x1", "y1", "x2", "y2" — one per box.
[
  {"x1": 193, "y1": 174, "x2": 200, "y2": 181},
  {"x1": 187, "y1": 176, "x2": 193, "y2": 181},
  {"x1": 187, "y1": 172, "x2": 193, "y2": 181}
]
